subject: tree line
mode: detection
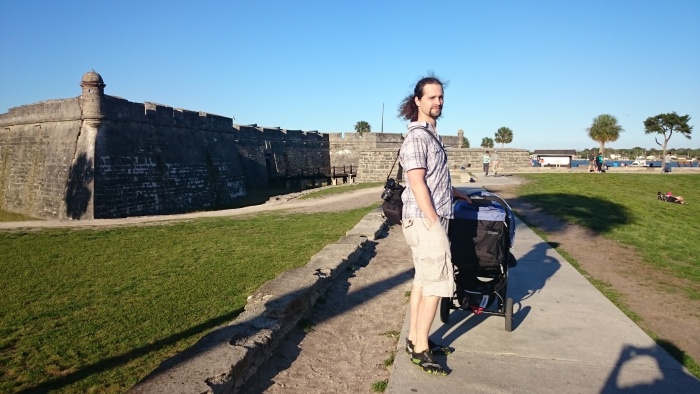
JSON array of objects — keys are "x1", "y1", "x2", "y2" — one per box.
[
  {"x1": 587, "y1": 112, "x2": 693, "y2": 161},
  {"x1": 354, "y1": 110, "x2": 693, "y2": 159},
  {"x1": 354, "y1": 120, "x2": 513, "y2": 150}
]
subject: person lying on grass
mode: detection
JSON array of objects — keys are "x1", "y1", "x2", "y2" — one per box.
[{"x1": 658, "y1": 192, "x2": 686, "y2": 204}]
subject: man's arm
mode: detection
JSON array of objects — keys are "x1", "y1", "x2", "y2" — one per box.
[
  {"x1": 452, "y1": 186, "x2": 472, "y2": 203},
  {"x1": 406, "y1": 168, "x2": 439, "y2": 225}
]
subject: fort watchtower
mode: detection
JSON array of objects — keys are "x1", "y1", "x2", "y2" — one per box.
[{"x1": 79, "y1": 70, "x2": 106, "y2": 123}]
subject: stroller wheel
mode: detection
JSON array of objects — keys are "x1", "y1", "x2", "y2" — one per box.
[
  {"x1": 440, "y1": 297, "x2": 451, "y2": 323},
  {"x1": 504, "y1": 298, "x2": 514, "y2": 332}
]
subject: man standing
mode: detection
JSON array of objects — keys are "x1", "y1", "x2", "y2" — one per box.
[
  {"x1": 398, "y1": 76, "x2": 471, "y2": 376},
  {"x1": 492, "y1": 150, "x2": 500, "y2": 176},
  {"x1": 588, "y1": 152, "x2": 595, "y2": 172},
  {"x1": 483, "y1": 151, "x2": 491, "y2": 176},
  {"x1": 664, "y1": 152, "x2": 672, "y2": 173}
]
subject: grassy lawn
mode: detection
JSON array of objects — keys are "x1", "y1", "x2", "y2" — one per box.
[
  {"x1": 0, "y1": 205, "x2": 377, "y2": 393},
  {"x1": 515, "y1": 173, "x2": 700, "y2": 297},
  {"x1": 298, "y1": 182, "x2": 382, "y2": 200}
]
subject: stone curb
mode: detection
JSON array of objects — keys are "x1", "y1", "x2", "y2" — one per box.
[{"x1": 130, "y1": 208, "x2": 388, "y2": 394}]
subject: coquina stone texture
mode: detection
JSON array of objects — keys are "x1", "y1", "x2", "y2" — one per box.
[{"x1": 0, "y1": 71, "x2": 530, "y2": 220}]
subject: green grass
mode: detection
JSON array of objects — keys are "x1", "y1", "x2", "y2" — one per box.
[
  {"x1": 0, "y1": 206, "x2": 376, "y2": 393},
  {"x1": 512, "y1": 173, "x2": 700, "y2": 377},
  {"x1": 298, "y1": 182, "x2": 382, "y2": 200},
  {"x1": 515, "y1": 173, "x2": 700, "y2": 291},
  {"x1": 371, "y1": 379, "x2": 388, "y2": 392}
]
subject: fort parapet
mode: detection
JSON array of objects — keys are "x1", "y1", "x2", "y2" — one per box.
[
  {"x1": 0, "y1": 71, "x2": 328, "y2": 219},
  {"x1": 0, "y1": 71, "x2": 529, "y2": 220}
]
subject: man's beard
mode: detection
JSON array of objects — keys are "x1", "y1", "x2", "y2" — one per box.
[{"x1": 430, "y1": 107, "x2": 442, "y2": 119}]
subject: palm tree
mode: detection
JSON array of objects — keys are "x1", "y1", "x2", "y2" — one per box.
[
  {"x1": 494, "y1": 127, "x2": 513, "y2": 147},
  {"x1": 643, "y1": 112, "x2": 693, "y2": 166},
  {"x1": 354, "y1": 120, "x2": 371, "y2": 135},
  {"x1": 480, "y1": 137, "x2": 494, "y2": 148},
  {"x1": 587, "y1": 114, "x2": 624, "y2": 156}
]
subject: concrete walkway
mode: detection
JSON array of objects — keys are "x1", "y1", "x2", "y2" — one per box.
[{"x1": 387, "y1": 175, "x2": 700, "y2": 393}]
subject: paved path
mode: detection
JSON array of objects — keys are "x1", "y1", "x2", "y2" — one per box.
[{"x1": 387, "y1": 175, "x2": 700, "y2": 393}]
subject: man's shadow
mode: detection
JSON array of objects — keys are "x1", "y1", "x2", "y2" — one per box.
[{"x1": 601, "y1": 342, "x2": 700, "y2": 393}]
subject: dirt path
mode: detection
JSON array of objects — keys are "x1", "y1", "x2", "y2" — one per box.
[
  {"x1": 239, "y1": 227, "x2": 411, "y2": 394},
  {"x1": 0, "y1": 186, "x2": 384, "y2": 230}
]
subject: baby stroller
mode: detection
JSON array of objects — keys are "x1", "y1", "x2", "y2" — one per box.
[{"x1": 440, "y1": 191, "x2": 516, "y2": 331}]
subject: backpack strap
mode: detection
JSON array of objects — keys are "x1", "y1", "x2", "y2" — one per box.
[
  {"x1": 407, "y1": 124, "x2": 448, "y2": 168},
  {"x1": 408, "y1": 124, "x2": 447, "y2": 155},
  {"x1": 386, "y1": 149, "x2": 404, "y2": 181}
]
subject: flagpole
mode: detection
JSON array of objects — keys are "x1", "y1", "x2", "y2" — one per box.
[{"x1": 381, "y1": 103, "x2": 384, "y2": 133}]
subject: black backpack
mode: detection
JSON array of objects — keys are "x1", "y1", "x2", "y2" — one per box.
[{"x1": 381, "y1": 152, "x2": 404, "y2": 226}]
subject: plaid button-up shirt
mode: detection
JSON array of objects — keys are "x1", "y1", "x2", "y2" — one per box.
[{"x1": 399, "y1": 122, "x2": 453, "y2": 219}]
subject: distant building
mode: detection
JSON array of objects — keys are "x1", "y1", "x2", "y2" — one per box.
[{"x1": 533, "y1": 150, "x2": 577, "y2": 168}]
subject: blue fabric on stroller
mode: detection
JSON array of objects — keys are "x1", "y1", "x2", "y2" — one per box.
[
  {"x1": 453, "y1": 191, "x2": 515, "y2": 247},
  {"x1": 442, "y1": 191, "x2": 516, "y2": 330}
]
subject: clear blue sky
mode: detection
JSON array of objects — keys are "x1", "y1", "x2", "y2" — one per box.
[{"x1": 1, "y1": 0, "x2": 698, "y2": 151}]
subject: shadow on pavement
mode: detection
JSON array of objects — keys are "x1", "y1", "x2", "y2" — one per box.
[{"x1": 601, "y1": 343, "x2": 700, "y2": 393}]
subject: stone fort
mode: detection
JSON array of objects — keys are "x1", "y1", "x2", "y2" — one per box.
[{"x1": 0, "y1": 71, "x2": 529, "y2": 220}]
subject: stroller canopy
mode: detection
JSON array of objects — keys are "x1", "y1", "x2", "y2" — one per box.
[{"x1": 453, "y1": 191, "x2": 516, "y2": 247}]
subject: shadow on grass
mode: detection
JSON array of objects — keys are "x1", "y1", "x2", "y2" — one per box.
[
  {"x1": 516, "y1": 193, "x2": 634, "y2": 234},
  {"x1": 656, "y1": 339, "x2": 700, "y2": 377},
  {"x1": 17, "y1": 307, "x2": 244, "y2": 394}
]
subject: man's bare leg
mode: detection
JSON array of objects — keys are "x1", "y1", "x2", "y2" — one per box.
[
  {"x1": 407, "y1": 283, "x2": 422, "y2": 345},
  {"x1": 413, "y1": 293, "x2": 440, "y2": 353}
]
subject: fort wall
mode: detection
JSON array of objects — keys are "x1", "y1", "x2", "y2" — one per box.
[
  {"x1": 92, "y1": 96, "x2": 246, "y2": 218},
  {"x1": 0, "y1": 99, "x2": 83, "y2": 218},
  {"x1": 357, "y1": 148, "x2": 531, "y2": 182},
  {"x1": 0, "y1": 71, "x2": 526, "y2": 220},
  {"x1": 328, "y1": 131, "x2": 461, "y2": 170},
  {"x1": 0, "y1": 72, "x2": 328, "y2": 219},
  {"x1": 234, "y1": 125, "x2": 329, "y2": 189}
]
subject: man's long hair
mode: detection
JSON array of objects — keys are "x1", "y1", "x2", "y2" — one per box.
[{"x1": 397, "y1": 76, "x2": 444, "y2": 122}]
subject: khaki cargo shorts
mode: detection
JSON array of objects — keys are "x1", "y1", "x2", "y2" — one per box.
[{"x1": 401, "y1": 217, "x2": 454, "y2": 297}]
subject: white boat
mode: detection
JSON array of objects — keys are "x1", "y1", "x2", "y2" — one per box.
[{"x1": 630, "y1": 159, "x2": 647, "y2": 167}]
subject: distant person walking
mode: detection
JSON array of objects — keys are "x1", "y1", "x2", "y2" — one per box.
[
  {"x1": 482, "y1": 151, "x2": 491, "y2": 176},
  {"x1": 663, "y1": 153, "x2": 672, "y2": 173},
  {"x1": 398, "y1": 75, "x2": 471, "y2": 376},
  {"x1": 492, "y1": 151, "x2": 500, "y2": 176},
  {"x1": 587, "y1": 152, "x2": 595, "y2": 172},
  {"x1": 595, "y1": 153, "x2": 604, "y2": 172}
]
